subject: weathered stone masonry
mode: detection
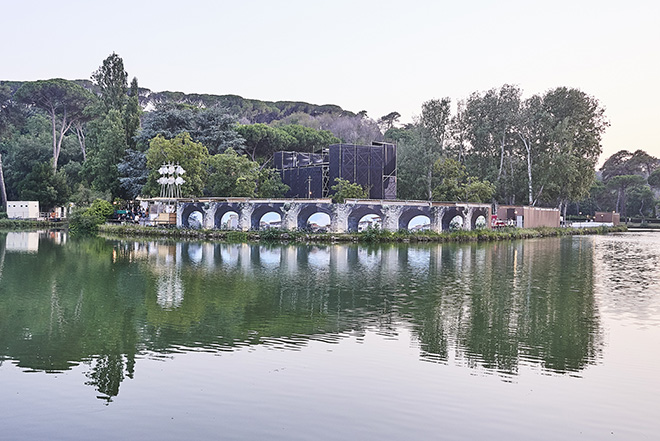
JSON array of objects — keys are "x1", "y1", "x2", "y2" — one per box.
[{"x1": 177, "y1": 198, "x2": 491, "y2": 233}]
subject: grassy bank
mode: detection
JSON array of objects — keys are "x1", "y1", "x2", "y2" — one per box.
[
  {"x1": 98, "y1": 223, "x2": 628, "y2": 243},
  {"x1": 0, "y1": 218, "x2": 67, "y2": 230}
]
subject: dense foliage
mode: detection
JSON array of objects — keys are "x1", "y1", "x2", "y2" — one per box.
[
  {"x1": 330, "y1": 178, "x2": 369, "y2": 203},
  {"x1": 2, "y1": 54, "x2": 657, "y2": 222}
]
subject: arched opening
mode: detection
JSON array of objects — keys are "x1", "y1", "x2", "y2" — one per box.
[
  {"x1": 180, "y1": 203, "x2": 205, "y2": 228},
  {"x1": 188, "y1": 210, "x2": 204, "y2": 229},
  {"x1": 441, "y1": 207, "x2": 465, "y2": 231},
  {"x1": 297, "y1": 204, "x2": 333, "y2": 232},
  {"x1": 358, "y1": 214, "x2": 381, "y2": 232},
  {"x1": 407, "y1": 215, "x2": 431, "y2": 231},
  {"x1": 220, "y1": 211, "x2": 240, "y2": 230},
  {"x1": 475, "y1": 215, "x2": 487, "y2": 229},
  {"x1": 305, "y1": 212, "x2": 331, "y2": 232},
  {"x1": 258, "y1": 211, "x2": 282, "y2": 230},
  {"x1": 347, "y1": 206, "x2": 383, "y2": 233},
  {"x1": 449, "y1": 215, "x2": 463, "y2": 231}
]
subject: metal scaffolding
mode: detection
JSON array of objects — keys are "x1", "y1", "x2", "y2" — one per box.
[{"x1": 274, "y1": 142, "x2": 397, "y2": 199}]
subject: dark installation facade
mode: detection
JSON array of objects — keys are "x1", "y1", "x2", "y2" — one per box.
[{"x1": 274, "y1": 142, "x2": 397, "y2": 200}]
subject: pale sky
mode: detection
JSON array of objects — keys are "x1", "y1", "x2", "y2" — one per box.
[{"x1": 2, "y1": 0, "x2": 658, "y2": 163}]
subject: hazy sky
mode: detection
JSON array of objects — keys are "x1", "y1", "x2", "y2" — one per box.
[{"x1": 3, "y1": 0, "x2": 658, "y2": 163}]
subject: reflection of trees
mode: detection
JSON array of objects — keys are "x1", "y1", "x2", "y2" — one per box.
[
  {"x1": 85, "y1": 353, "x2": 126, "y2": 403},
  {"x1": 369, "y1": 239, "x2": 602, "y2": 375},
  {"x1": 407, "y1": 238, "x2": 602, "y2": 374},
  {"x1": 0, "y1": 233, "x2": 140, "y2": 401},
  {"x1": 131, "y1": 239, "x2": 601, "y2": 376},
  {"x1": 1, "y1": 232, "x2": 604, "y2": 405}
]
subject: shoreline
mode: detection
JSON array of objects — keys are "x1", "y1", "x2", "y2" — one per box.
[
  {"x1": 0, "y1": 218, "x2": 629, "y2": 243},
  {"x1": 97, "y1": 223, "x2": 628, "y2": 243}
]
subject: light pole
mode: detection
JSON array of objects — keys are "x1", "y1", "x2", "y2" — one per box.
[{"x1": 307, "y1": 175, "x2": 312, "y2": 199}]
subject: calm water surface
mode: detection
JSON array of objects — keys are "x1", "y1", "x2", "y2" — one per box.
[{"x1": 1, "y1": 230, "x2": 659, "y2": 440}]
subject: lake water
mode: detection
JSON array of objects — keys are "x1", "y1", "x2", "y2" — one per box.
[{"x1": 1, "y1": 230, "x2": 659, "y2": 440}]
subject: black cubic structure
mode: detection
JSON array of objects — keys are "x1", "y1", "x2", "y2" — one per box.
[{"x1": 274, "y1": 142, "x2": 396, "y2": 200}]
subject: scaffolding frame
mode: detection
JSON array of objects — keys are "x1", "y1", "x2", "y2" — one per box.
[{"x1": 275, "y1": 142, "x2": 397, "y2": 200}]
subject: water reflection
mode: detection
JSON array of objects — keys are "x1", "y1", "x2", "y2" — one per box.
[
  {"x1": 593, "y1": 232, "x2": 660, "y2": 326},
  {"x1": 0, "y1": 232, "x2": 605, "y2": 401}
]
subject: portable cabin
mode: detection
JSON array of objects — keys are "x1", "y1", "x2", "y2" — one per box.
[
  {"x1": 6, "y1": 201, "x2": 40, "y2": 220},
  {"x1": 495, "y1": 205, "x2": 560, "y2": 228}
]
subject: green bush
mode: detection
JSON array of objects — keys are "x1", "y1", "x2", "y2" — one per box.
[
  {"x1": 88, "y1": 199, "x2": 114, "y2": 222},
  {"x1": 69, "y1": 208, "x2": 103, "y2": 236},
  {"x1": 260, "y1": 228, "x2": 284, "y2": 241},
  {"x1": 360, "y1": 225, "x2": 391, "y2": 242},
  {"x1": 226, "y1": 230, "x2": 248, "y2": 242},
  {"x1": 68, "y1": 199, "x2": 113, "y2": 236}
]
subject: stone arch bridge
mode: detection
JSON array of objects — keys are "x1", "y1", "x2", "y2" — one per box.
[{"x1": 176, "y1": 198, "x2": 491, "y2": 233}]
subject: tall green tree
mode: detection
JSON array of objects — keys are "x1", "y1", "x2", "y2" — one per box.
[
  {"x1": 124, "y1": 77, "x2": 141, "y2": 150},
  {"x1": 420, "y1": 98, "x2": 451, "y2": 199},
  {"x1": 83, "y1": 109, "x2": 127, "y2": 198},
  {"x1": 392, "y1": 123, "x2": 430, "y2": 200},
  {"x1": 18, "y1": 162, "x2": 70, "y2": 210},
  {"x1": 205, "y1": 148, "x2": 288, "y2": 198},
  {"x1": 538, "y1": 87, "x2": 608, "y2": 216},
  {"x1": 92, "y1": 52, "x2": 128, "y2": 113},
  {"x1": 15, "y1": 79, "x2": 95, "y2": 171},
  {"x1": 606, "y1": 175, "x2": 646, "y2": 216},
  {"x1": 137, "y1": 104, "x2": 243, "y2": 154},
  {"x1": 456, "y1": 85, "x2": 522, "y2": 203},
  {"x1": 235, "y1": 123, "x2": 294, "y2": 162},
  {"x1": 144, "y1": 133, "x2": 209, "y2": 197}
]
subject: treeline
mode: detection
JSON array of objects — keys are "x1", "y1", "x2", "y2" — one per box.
[
  {"x1": 385, "y1": 85, "x2": 609, "y2": 219},
  {"x1": 580, "y1": 149, "x2": 660, "y2": 219},
  {"x1": 2, "y1": 53, "x2": 654, "y2": 219},
  {"x1": 382, "y1": 84, "x2": 659, "y2": 219},
  {"x1": 0, "y1": 53, "x2": 384, "y2": 212}
]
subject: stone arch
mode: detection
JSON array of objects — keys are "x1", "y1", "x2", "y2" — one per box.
[
  {"x1": 468, "y1": 207, "x2": 491, "y2": 230},
  {"x1": 180, "y1": 202, "x2": 206, "y2": 228},
  {"x1": 213, "y1": 203, "x2": 242, "y2": 229},
  {"x1": 398, "y1": 207, "x2": 432, "y2": 231},
  {"x1": 347, "y1": 205, "x2": 384, "y2": 232},
  {"x1": 251, "y1": 203, "x2": 285, "y2": 230},
  {"x1": 442, "y1": 207, "x2": 466, "y2": 231},
  {"x1": 297, "y1": 204, "x2": 333, "y2": 231}
]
